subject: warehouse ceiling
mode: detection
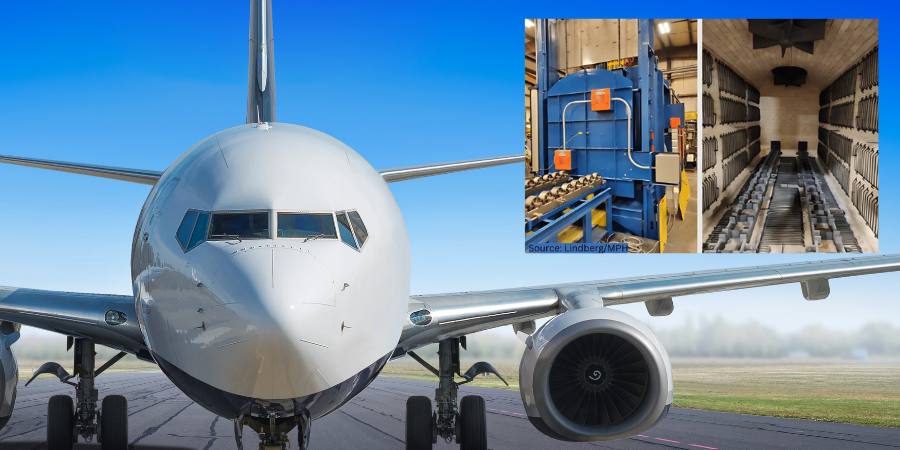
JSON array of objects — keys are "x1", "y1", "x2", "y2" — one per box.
[
  {"x1": 656, "y1": 19, "x2": 696, "y2": 53},
  {"x1": 525, "y1": 19, "x2": 697, "y2": 89},
  {"x1": 704, "y1": 19, "x2": 877, "y2": 90}
]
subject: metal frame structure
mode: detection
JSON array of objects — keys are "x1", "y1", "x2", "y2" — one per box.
[
  {"x1": 525, "y1": 185, "x2": 613, "y2": 245},
  {"x1": 530, "y1": 19, "x2": 684, "y2": 245}
]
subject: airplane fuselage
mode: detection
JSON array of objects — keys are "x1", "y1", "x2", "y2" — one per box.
[{"x1": 129, "y1": 122, "x2": 411, "y2": 419}]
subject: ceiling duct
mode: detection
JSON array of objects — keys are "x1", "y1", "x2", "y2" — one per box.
[
  {"x1": 772, "y1": 66, "x2": 808, "y2": 87},
  {"x1": 748, "y1": 19, "x2": 827, "y2": 56}
]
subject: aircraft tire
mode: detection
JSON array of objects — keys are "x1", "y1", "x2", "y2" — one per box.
[
  {"x1": 47, "y1": 395, "x2": 74, "y2": 450},
  {"x1": 406, "y1": 395, "x2": 434, "y2": 450},
  {"x1": 100, "y1": 395, "x2": 128, "y2": 449},
  {"x1": 458, "y1": 395, "x2": 486, "y2": 450}
]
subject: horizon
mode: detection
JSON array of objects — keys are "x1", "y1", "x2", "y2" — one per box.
[{"x1": 1, "y1": 1, "x2": 898, "y2": 344}]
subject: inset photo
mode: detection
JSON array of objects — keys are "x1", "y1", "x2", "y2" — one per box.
[
  {"x1": 524, "y1": 19, "x2": 698, "y2": 254},
  {"x1": 702, "y1": 20, "x2": 878, "y2": 253}
]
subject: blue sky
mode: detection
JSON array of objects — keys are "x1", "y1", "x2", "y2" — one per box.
[{"x1": 0, "y1": 1, "x2": 897, "y2": 339}]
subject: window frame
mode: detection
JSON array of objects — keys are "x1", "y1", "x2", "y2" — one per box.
[
  {"x1": 346, "y1": 210, "x2": 368, "y2": 247},
  {"x1": 336, "y1": 209, "x2": 368, "y2": 251},
  {"x1": 188, "y1": 211, "x2": 211, "y2": 250},
  {"x1": 334, "y1": 211, "x2": 359, "y2": 250},
  {"x1": 176, "y1": 209, "x2": 200, "y2": 252},
  {"x1": 176, "y1": 209, "x2": 212, "y2": 252}
]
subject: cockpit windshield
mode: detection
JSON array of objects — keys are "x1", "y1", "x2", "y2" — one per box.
[
  {"x1": 277, "y1": 213, "x2": 337, "y2": 239},
  {"x1": 176, "y1": 209, "x2": 368, "y2": 251},
  {"x1": 208, "y1": 212, "x2": 270, "y2": 240}
]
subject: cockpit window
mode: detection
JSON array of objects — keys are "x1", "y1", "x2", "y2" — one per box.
[
  {"x1": 347, "y1": 211, "x2": 368, "y2": 246},
  {"x1": 176, "y1": 210, "x2": 200, "y2": 251},
  {"x1": 209, "y1": 212, "x2": 270, "y2": 240},
  {"x1": 176, "y1": 209, "x2": 211, "y2": 252},
  {"x1": 335, "y1": 212, "x2": 358, "y2": 249},
  {"x1": 277, "y1": 213, "x2": 337, "y2": 239},
  {"x1": 190, "y1": 212, "x2": 211, "y2": 248},
  {"x1": 177, "y1": 209, "x2": 366, "y2": 251}
]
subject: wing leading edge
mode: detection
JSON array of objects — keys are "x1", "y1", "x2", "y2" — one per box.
[
  {"x1": 1, "y1": 152, "x2": 524, "y2": 185},
  {"x1": 0, "y1": 287, "x2": 149, "y2": 359},
  {"x1": 397, "y1": 255, "x2": 900, "y2": 354},
  {"x1": 380, "y1": 155, "x2": 524, "y2": 182},
  {"x1": 0, "y1": 155, "x2": 161, "y2": 185}
]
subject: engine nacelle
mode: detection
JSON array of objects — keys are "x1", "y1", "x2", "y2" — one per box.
[
  {"x1": 0, "y1": 321, "x2": 20, "y2": 430},
  {"x1": 519, "y1": 308, "x2": 672, "y2": 441}
]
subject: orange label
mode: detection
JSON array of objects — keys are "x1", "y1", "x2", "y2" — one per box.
[
  {"x1": 670, "y1": 117, "x2": 682, "y2": 128},
  {"x1": 591, "y1": 88, "x2": 611, "y2": 111},
  {"x1": 554, "y1": 150, "x2": 572, "y2": 171}
]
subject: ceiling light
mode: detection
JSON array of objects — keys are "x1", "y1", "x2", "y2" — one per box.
[
  {"x1": 657, "y1": 22, "x2": 671, "y2": 34},
  {"x1": 525, "y1": 19, "x2": 535, "y2": 28}
]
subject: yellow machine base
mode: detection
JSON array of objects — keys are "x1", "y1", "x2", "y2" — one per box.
[
  {"x1": 557, "y1": 208, "x2": 607, "y2": 243},
  {"x1": 678, "y1": 169, "x2": 691, "y2": 220},
  {"x1": 658, "y1": 196, "x2": 668, "y2": 253}
]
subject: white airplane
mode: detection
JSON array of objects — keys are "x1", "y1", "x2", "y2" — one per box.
[{"x1": 0, "y1": 2, "x2": 897, "y2": 449}]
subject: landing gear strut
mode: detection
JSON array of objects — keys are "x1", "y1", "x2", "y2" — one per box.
[
  {"x1": 235, "y1": 410, "x2": 311, "y2": 450},
  {"x1": 33, "y1": 338, "x2": 128, "y2": 450},
  {"x1": 405, "y1": 338, "x2": 506, "y2": 450}
]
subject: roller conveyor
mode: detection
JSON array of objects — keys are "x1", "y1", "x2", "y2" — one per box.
[
  {"x1": 759, "y1": 158, "x2": 804, "y2": 251},
  {"x1": 704, "y1": 149, "x2": 861, "y2": 253},
  {"x1": 524, "y1": 173, "x2": 612, "y2": 245}
]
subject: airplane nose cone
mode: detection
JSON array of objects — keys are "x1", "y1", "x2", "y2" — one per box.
[{"x1": 207, "y1": 244, "x2": 344, "y2": 399}]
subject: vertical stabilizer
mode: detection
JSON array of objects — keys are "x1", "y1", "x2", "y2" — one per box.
[{"x1": 247, "y1": 0, "x2": 276, "y2": 123}]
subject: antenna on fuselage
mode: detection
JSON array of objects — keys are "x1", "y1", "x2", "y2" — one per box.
[{"x1": 246, "y1": 0, "x2": 276, "y2": 124}]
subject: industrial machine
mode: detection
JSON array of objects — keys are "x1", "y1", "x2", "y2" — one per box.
[{"x1": 526, "y1": 19, "x2": 685, "y2": 251}]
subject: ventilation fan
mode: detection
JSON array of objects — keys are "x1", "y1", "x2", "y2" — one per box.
[
  {"x1": 772, "y1": 66, "x2": 808, "y2": 87},
  {"x1": 748, "y1": 19, "x2": 827, "y2": 56}
]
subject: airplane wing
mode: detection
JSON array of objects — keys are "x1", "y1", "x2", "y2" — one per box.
[
  {"x1": 0, "y1": 153, "x2": 523, "y2": 184},
  {"x1": 380, "y1": 155, "x2": 524, "y2": 182},
  {"x1": 0, "y1": 287, "x2": 150, "y2": 359},
  {"x1": 0, "y1": 154, "x2": 161, "y2": 185},
  {"x1": 396, "y1": 254, "x2": 900, "y2": 354}
]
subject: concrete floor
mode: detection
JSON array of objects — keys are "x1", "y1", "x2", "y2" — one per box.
[{"x1": 664, "y1": 168, "x2": 698, "y2": 253}]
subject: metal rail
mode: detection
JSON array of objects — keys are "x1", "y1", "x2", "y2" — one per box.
[{"x1": 525, "y1": 185, "x2": 612, "y2": 245}]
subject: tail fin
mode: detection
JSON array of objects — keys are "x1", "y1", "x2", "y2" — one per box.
[{"x1": 246, "y1": 0, "x2": 276, "y2": 123}]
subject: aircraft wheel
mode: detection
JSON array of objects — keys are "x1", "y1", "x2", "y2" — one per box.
[
  {"x1": 458, "y1": 395, "x2": 486, "y2": 450},
  {"x1": 100, "y1": 395, "x2": 128, "y2": 449},
  {"x1": 47, "y1": 395, "x2": 74, "y2": 450},
  {"x1": 0, "y1": 389, "x2": 14, "y2": 430},
  {"x1": 406, "y1": 396, "x2": 433, "y2": 450}
]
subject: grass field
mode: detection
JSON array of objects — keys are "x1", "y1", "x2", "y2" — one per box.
[
  {"x1": 382, "y1": 358, "x2": 900, "y2": 428},
  {"x1": 17, "y1": 356, "x2": 157, "y2": 377}
]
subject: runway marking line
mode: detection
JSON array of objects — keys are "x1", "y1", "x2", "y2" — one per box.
[
  {"x1": 487, "y1": 408, "x2": 527, "y2": 418},
  {"x1": 636, "y1": 433, "x2": 718, "y2": 449},
  {"x1": 490, "y1": 405, "x2": 722, "y2": 450}
]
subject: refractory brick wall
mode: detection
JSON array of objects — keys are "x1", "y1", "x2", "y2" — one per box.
[
  {"x1": 701, "y1": 48, "x2": 761, "y2": 214},
  {"x1": 759, "y1": 84, "x2": 820, "y2": 153},
  {"x1": 818, "y1": 46, "x2": 879, "y2": 237}
]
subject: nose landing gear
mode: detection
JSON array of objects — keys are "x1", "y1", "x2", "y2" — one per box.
[
  {"x1": 404, "y1": 338, "x2": 507, "y2": 450},
  {"x1": 29, "y1": 338, "x2": 129, "y2": 450},
  {"x1": 235, "y1": 411, "x2": 311, "y2": 450}
]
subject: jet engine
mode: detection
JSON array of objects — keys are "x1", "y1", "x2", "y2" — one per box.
[
  {"x1": 519, "y1": 307, "x2": 672, "y2": 441},
  {"x1": 0, "y1": 321, "x2": 20, "y2": 430}
]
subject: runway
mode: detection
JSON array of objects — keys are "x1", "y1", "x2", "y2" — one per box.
[{"x1": 1, "y1": 372, "x2": 898, "y2": 449}]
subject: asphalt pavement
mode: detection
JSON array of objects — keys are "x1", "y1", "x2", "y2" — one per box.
[{"x1": 1, "y1": 372, "x2": 898, "y2": 449}]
